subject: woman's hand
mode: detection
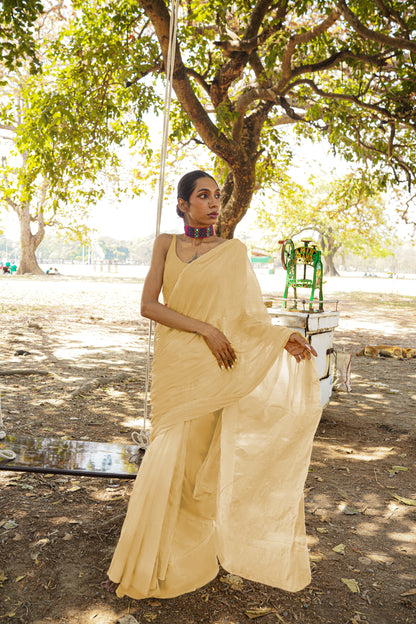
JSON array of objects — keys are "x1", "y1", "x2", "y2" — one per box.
[
  {"x1": 200, "y1": 324, "x2": 237, "y2": 370},
  {"x1": 285, "y1": 333, "x2": 317, "y2": 363}
]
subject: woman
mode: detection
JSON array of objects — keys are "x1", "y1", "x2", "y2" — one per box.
[{"x1": 106, "y1": 170, "x2": 322, "y2": 599}]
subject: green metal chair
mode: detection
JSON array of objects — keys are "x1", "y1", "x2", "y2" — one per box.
[{"x1": 279, "y1": 239, "x2": 324, "y2": 311}]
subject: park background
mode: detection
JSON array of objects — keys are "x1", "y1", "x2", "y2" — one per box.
[{"x1": 1, "y1": 1, "x2": 416, "y2": 624}]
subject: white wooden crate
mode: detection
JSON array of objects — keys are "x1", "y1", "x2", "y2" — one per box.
[{"x1": 268, "y1": 309, "x2": 339, "y2": 408}]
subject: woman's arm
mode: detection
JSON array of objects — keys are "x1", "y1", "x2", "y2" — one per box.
[{"x1": 140, "y1": 235, "x2": 236, "y2": 369}]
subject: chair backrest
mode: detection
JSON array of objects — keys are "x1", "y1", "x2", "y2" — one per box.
[{"x1": 294, "y1": 245, "x2": 320, "y2": 266}]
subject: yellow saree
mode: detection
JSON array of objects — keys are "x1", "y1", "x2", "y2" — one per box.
[{"x1": 108, "y1": 237, "x2": 322, "y2": 599}]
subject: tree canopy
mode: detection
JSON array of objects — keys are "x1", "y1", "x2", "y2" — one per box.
[
  {"x1": 0, "y1": 2, "x2": 114, "y2": 273},
  {"x1": 40, "y1": 0, "x2": 416, "y2": 237},
  {"x1": 1, "y1": 0, "x2": 416, "y2": 274}
]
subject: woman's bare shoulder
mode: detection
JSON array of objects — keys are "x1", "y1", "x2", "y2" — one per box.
[{"x1": 153, "y1": 233, "x2": 174, "y2": 254}]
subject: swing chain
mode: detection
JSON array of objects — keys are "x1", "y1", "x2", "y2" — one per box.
[{"x1": 133, "y1": 0, "x2": 180, "y2": 453}]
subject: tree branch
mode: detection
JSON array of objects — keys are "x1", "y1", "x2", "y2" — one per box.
[
  {"x1": 234, "y1": 48, "x2": 394, "y2": 133},
  {"x1": 33, "y1": 209, "x2": 45, "y2": 248},
  {"x1": 288, "y1": 49, "x2": 390, "y2": 83},
  {"x1": 215, "y1": 3, "x2": 288, "y2": 58},
  {"x1": 244, "y1": 0, "x2": 277, "y2": 40},
  {"x1": 138, "y1": 0, "x2": 236, "y2": 162},
  {"x1": 288, "y1": 78, "x2": 393, "y2": 119},
  {"x1": 398, "y1": 191, "x2": 416, "y2": 226},
  {"x1": 338, "y1": 0, "x2": 416, "y2": 53},
  {"x1": 235, "y1": 86, "x2": 276, "y2": 117},
  {"x1": 276, "y1": 8, "x2": 342, "y2": 92},
  {"x1": 4, "y1": 196, "x2": 19, "y2": 212},
  {"x1": 372, "y1": 0, "x2": 409, "y2": 33},
  {"x1": 269, "y1": 113, "x2": 305, "y2": 126},
  {"x1": 125, "y1": 60, "x2": 163, "y2": 87},
  {"x1": 0, "y1": 123, "x2": 17, "y2": 133},
  {"x1": 210, "y1": 51, "x2": 249, "y2": 108},
  {"x1": 278, "y1": 96, "x2": 305, "y2": 121},
  {"x1": 248, "y1": 50, "x2": 266, "y2": 82},
  {"x1": 186, "y1": 68, "x2": 211, "y2": 95},
  {"x1": 241, "y1": 100, "x2": 274, "y2": 159},
  {"x1": 350, "y1": 126, "x2": 414, "y2": 189},
  {"x1": 388, "y1": 121, "x2": 395, "y2": 158},
  {"x1": 289, "y1": 225, "x2": 323, "y2": 239},
  {"x1": 210, "y1": 1, "x2": 286, "y2": 108}
]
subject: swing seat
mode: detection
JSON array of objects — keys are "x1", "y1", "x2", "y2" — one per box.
[{"x1": 0, "y1": 434, "x2": 142, "y2": 479}]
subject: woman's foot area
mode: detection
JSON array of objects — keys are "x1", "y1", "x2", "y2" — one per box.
[{"x1": 101, "y1": 579, "x2": 119, "y2": 593}]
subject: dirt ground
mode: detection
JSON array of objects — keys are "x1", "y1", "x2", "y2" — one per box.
[{"x1": 0, "y1": 275, "x2": 415, "y2": 624}]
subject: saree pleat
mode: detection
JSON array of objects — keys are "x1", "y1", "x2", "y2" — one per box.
[{"x1": 108, "y1": 237, "x2": 322, "y2": 598}]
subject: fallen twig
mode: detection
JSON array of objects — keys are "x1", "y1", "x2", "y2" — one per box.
[{"x1": 0, "y1": 369, "x2": 50, "y2": 376}]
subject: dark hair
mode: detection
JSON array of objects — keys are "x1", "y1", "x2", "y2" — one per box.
[{"x1": 176, "y1": 170, "x2": 217, "y2": 219}]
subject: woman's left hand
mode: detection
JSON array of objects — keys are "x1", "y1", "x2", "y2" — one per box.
[{"x1": 285, "y1": 333, "x2": 317, "y2": 362}]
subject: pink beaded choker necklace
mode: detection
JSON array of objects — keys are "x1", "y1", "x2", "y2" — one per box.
[{"x1": 184, "y1": 225, "x2": 214, "y2": 239}]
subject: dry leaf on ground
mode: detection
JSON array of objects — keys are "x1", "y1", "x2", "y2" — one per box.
[
  {"x1": 1, "y1": 520, "x2": 18, "y2": 530},
  {"x1": 342, "y1": 578, "x2": 360, "y2": 593},
  {"x1": 392, "y1": 494, "x2": 416, "y2": 506},
  {"x1": 244, "y1": 607, "x2": 272, "y2": 619},
  {"x1": 339, "y1": 503, "x2": 360, "y2": 515}
]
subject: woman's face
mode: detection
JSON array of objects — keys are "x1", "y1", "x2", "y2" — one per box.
[{"x1": 180, "y1": 177, "x2": 220, "y2": 228}]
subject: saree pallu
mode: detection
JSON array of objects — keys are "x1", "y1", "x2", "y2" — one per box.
[{"x1": 108, "y1": 238, "x2": 322, "y2": 599}]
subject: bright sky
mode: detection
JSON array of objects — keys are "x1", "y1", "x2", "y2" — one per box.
[
  {"x1": 1, "y1": 125, "x2": 413, "y2": 242},
  {"x1": 81, "y1": 133, "x2": 345, "y2": 241},
  {"x1": 92, "y1": 136, "x2": 340, "y2": 240}
]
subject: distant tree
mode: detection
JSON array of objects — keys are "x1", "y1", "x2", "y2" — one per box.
[
  {"x1": 98, "y1": 239, "x2": 114, "y2": 261},
  {"x1": 0, "y1": 4, "x2": 121, "y2": 274},
  {"x1": 256, "y1": 171, "x2": 396, "y2": 275},
  {"x1": 97, "y1": 238, "x2": 131, "y2": 262},
  {"x1": 130, "y1": 235, "x2": 155, "y2": 265},
  {"x1": 0, "y1": 80, "x2": 100, "y2": 274},
  {"x1": 115, "y1": 245, "x2": 130, "y2": 262},
  {"x1": 37, "y1": 233, "x2": 83, "y2": 262},
  {"x1": 0, "y1": 233, "x2": 19, "y2": 261}
]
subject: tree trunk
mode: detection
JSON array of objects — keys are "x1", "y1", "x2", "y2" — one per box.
[
  {"x1": 319, "y1": 230, "x2": 340, "y2": 277},
  {"x1": 216, "y1": 165, "x2": 256, "y2": 238},
  {"x1": 139, "y1": 0, "x2": 262, "y2": 239},
  {"x1": 324, "y1": 251, "x2": 340, "y2": 277},
  {"x1": 17, "y1": 202, "x2": 45, "y2": 275}
]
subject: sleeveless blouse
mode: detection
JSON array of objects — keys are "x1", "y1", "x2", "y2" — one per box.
[{"x1": 162, "y1": 234, "x2": 186, "y2": 305}]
